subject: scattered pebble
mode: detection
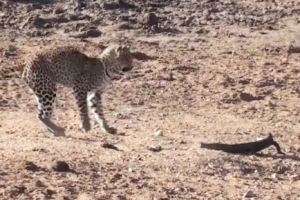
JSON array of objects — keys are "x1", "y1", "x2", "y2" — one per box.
[
  {"x1": 24, "y1": 161, "x2": 40, "y2": 172},
  {"x1": 101, "y1": 142, "x2": 119, "y2": 151},
  {"x1": 290, "y1": 175, "x2": 300, "y2": 181},
  {"x1": 287, "y1": 44, "x2": 300, "y2": 54},
  {"x1": 142, "y1": 13, "x2": 159, "y2": 26},
  {"x1": 155, "y1": 129, "x2": 163, "y2": 136},
  {"x1": 243, "y1": 190, "x2": 255, "y2": 198},
  {"x1": 70, "y1": 29, "x2": 102, "y2": 38},
  {"x1": 148, "y1": 145, "x2": 162, "y2": 152},
  {"x1": 35, "y1": 180, "x2": 45, "y2": 187},
  {"x1": 45, "y1": 189, "x2": 56, "y2": 198},
  {"x1": 53, "y1": 7, "x2": 65, "y2": 14},
  {"x1": 51, "y1": 160, "x2": 70, "y2": 172},
  {"x1": 271, "y1": 173, "x2": 277, "y2": 179}
]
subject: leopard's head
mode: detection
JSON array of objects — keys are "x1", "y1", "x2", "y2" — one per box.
[{"x1": 100, "y1": 44, "x2": 133, "y2": 79}]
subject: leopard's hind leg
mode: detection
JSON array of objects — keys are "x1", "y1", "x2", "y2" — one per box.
[{"x1": 29, "y1": 75, "x2": 65, "y2": 137}]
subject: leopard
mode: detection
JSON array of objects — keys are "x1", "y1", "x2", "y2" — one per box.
[{"x1": 0, "y1": 44, "x2": 133, "y2": 137}]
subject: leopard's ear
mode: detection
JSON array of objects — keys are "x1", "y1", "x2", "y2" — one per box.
[
  {"x1": 122, "y1": 45, "x2": 130, "y2": 53},
  {"x1": 116, "y1": 45, "x2": 122, "y2": 52},
  {"x1": 122, "y1": 45, "x2": 129, "y2": 51},
  {"x1": 116, "y1": 45, "x2": 130, "y2": 53}
]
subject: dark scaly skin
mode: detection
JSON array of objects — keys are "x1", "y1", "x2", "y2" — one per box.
[{"x1": 201, "y1": 134, "x2": 284, "y2": 155}]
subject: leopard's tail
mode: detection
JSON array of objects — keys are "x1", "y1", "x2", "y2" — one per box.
[{"x1": 0, "y1": 64, "x2": 25, "y2": 79}]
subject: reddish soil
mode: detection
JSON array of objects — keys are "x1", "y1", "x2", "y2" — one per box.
[{"x1": 1, "y1": 0, "x2": 300, "y2": 199}]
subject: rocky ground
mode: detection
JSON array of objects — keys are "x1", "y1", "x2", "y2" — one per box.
[{"x1": 1, "y1": 0, "x2": 300, "y2": 199}]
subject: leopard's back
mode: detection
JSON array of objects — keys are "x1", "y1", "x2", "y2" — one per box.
[{"x1": 22, "y1": 46, "x2": 97, "y2": 86}]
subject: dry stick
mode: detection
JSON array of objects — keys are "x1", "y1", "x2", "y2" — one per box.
[{"x1": 200, "y1": 134, "x2": 284, "y2": 155}]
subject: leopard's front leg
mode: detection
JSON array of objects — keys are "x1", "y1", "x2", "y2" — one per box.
[
  {"x1": 73, "y1": 81, "x2": 91, "y2": 133},
  {"x1": 87, "y1": 89, "x2": 117, "y2": 134}
]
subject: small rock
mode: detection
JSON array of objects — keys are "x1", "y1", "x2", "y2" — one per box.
[
  {"x1": 102, "y1": 0, "x2": 136, "y2": 9},
  {"x1": 101, "y1": 142, "x2": 119, "y2": 151},
  {"x1": 13, "y1": 93, "x2": 22, "y2": 99},
  {"x1": 26, "y1": 30, "x2": 49, "y2": 37},
  {"x1": 68, "y1": 13, "x2": 80, "y2": 21},
  {"x1": 118, "y1": 0, "x2": 136, "y2": 8},
  {"x1": 118, "y1": 22, "x2": 134, "y2": 30},
  {"x1": 271, "y1": 173, "x2": 277, "y2": 179},
  {"x1": 85, "y1": 29, "x2": 102, "y2": 38},
  {"x1": 71, "y1": 29, "x2": 102, "y2": 38},
  {"x1": 290, "y1": 174, "x2": 300, "y2": 181},
  {"x1": 148, "y1": 145, "x2": 162, "y2": 152},
  {"x1": 142, "y1": 13, "x2": 158, "y2": 26},
  {"x1": 287, "y1": 44, "x2": 300, "y2": 54},
  {"x1": 74, "y1": 0, "x2": 87, "y2": 11},
  {"x1": 181, "y1": 16, "x2": 194, "y2": 26},
  {"x1": 52, "y1": 160, "x2": 70, "y2": 172},
  {"x1": 24, "y1": 161, "x2": 40, "y2": 172},
  {"x1": 155, "y1": 129, "x2": 163, "y2": 136},
  {"x1": 240, "y1": 92, "x2": 264, "y2": 102},
  {"x1": 195, "y1": 28, "x2": 209, "y2": 34},
  {"x1": 212, "y1": 31, "x2": 218, "y2": 38},
  {"x1": 54, "y1": 7, "x2": 65, "y2": 14},
  {"x1": 8, "y1": 45, "x2": 16, "y2": 52},
  {"x1": 35, "y1": 180, "x2": 45, "y2": 187},
  {"x1": 118, "y1": 15, "x2": 129, "y2": 21},
  {"x1": 0, "y1": 99, "x2": 8, "y2": 106},
  {"x1": 243, "y1": 190, "x2": 255, "y2": 198},
  {"x1": 102, "y1": 2, "x2": 119, "y2": 10},
  {"x1": 11, "y1": 185, "x2": 26, "y2": 195},
  {"x1": 32, "y1": 147, "x2": 48, "y2": 153},
  {"x1": 45, "y1": 189, "x2": 56, "y2": 198}
]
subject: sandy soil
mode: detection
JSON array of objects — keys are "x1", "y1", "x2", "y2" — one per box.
[{"x1": 1, "y1": 0, "x2": 300, "y2": 199}]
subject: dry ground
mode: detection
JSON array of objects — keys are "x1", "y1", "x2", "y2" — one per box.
[{"x1": 1, "y1": 0, "x2": 300, "y2": 199}]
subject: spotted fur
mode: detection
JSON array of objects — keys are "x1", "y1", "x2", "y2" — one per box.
[{"x1": 0, "y1": 44, "x2": 133, "y2": 136}]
